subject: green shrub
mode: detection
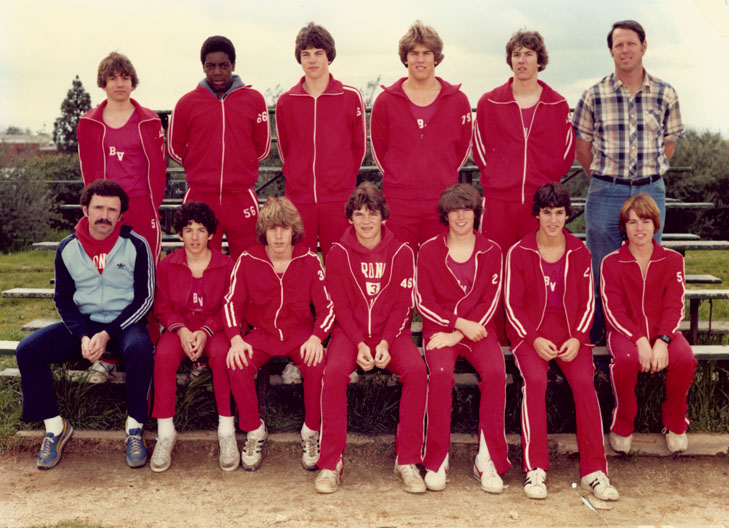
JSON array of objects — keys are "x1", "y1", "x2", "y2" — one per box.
[{"x1": 0, "y1": 167, "x2": 57, "y2": 253}]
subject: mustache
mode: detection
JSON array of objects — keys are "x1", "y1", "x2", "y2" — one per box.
[{"x1": 94, "y1": 219, "x2": 112, "y2": 226}]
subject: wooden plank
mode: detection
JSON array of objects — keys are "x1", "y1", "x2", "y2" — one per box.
[
  {"x1": 21, "y1": 318, "x2": 60, "y2": 332},
  {"x1": 0, "y1": 341, "x2": 19, "y2": 356},
  {"x1": 664, "y1": 240, "x2": 729, "y2": 252},
  {"x1": 685, "y1": 289, "x2": 729, "y2": 300},
  {"x1": 679, "y1": 320, "x2": 729, "y2": 334},
  {"x1": 2, "y1": 288, "x2": 53, "y2": 299},
  {"x1": 572, "y1": 233, "x2": 701, "y2": 241},
  {"x1": 686, "y1": 274, "x2": 722, "y2": 285}
]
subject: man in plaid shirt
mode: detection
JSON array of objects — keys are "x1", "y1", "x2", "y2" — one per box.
[{"x1": 571, "y1": 19, "x2": 684, "y2": 343}]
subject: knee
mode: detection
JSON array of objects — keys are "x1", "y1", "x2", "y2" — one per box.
[
  {"x1": 428, "y1": 364, "x2": 454, "y2": 389},
  {"x1": 120, "y1": 325, "x2": 153, "y2": 358},
  {"x1": 611, "y1": 350, "x2": 639, "y2": 374},
  {"x1": 400, "y1": 361, "x2": 427, "y2": 387},
  {"x1": 476, "y1": 362, "x2": 506, "y2": 385},
  {"x1": 520, "y1": 370, "x2": 547, "y2": 395},
  {"x1": 15, "y1": 337, "x2": 34, "y2": 368}
]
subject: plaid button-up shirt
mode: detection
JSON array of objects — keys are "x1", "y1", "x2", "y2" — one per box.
[{"x1": 571, "y1": 71, "x2": 683, "y2": 179}]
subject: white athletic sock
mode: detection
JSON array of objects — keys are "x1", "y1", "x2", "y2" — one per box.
[
  {"x1": 301, "y1": 422, "x2": 317, "y2": 439},
  {"x1": 218, "y1": 415, "x2": 235, "y2": 437},
  {"x1": 44, "y1": 416, "x2": 64, "y2": 436},
  {"x1": 157, "y1": 417, "x2": 176, "y2": 438},
  {"x1": 126, "y1": 416, "x2": 143, "y2": 434},
  {"x1": 476, "y1": 430, "x2": 492, "y2": 465}
]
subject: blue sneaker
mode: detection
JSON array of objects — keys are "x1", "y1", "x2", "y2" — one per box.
[
  {"x1": 37, "y1": 419, "x2": 73, "y2": 470},
  {"x1": 125, "y1": 428, "x2": 147, "y2": 468}
]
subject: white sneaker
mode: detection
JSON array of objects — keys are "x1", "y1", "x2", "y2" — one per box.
[
  {"x1": 218, "y1": 432, "x2": 239, "y2": 471},
  {"x1": 608, "y1": 431, "x2": 633, "y2": 454},
  {"x1": 281, "y1": 363, "x2": 303, "y2": 384},
  {"x1": 394, "y1": 462, "x2": 426, "y2": 494},
  {"x1": 472, "y1": 458, "x2": 503, "y2": 494},
  {"x1": 315, "y1": 461, "x2": 343, "y2": 494},
  {"x1": 88, "y1": 360, "x2": 114, "y2": 384},
  {"x1": 581, "y1": 470, "x2": 619, "y2": 501},
  {"x1": 241, "y1": 421, "x2": 268, "y2": 471},
  {"x1": 424, "y1": 455, "x2": 448, "y2": 491},
  {"x1": 150, "y1": 433, "x2": 176, "y2": 473},
  {"x1": 301, "y1": 429, "x2": 320, "y2": 471},
  {"x1": 665, "y1": 430, "x2": 688, "y2": 453},
  {"x1": 524, "y1": 468, "x2": 547, "y2": 499}
]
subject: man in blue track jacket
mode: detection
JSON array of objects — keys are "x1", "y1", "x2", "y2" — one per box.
[{"x1": 16, "y1": 180, "x2": 155, "y2": 470}]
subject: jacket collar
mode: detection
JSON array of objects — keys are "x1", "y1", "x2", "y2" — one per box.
[
  {"x1": 288, "y1": 74, "x2": 344, "y2": 96},
  {"x1": 84, "y1": 98, "x2": 158, "y2": 123},
  {"x1": 518, "y1": 228, "x2": 584, "y2": 253},
  {"x1": 616, "y1": 238, "x2": 665, "y2": 262},
  {"x1": 488, "y1": 78, "x2": 565, "y2": 104},
  {"x1": 167, "y1": 246, "x2": 230, "y2": 269},
  {"x1": 381, "y1": 76, "x2": 462, "y2": 99},
  {"x1": 198, "y1": 74, "x2": 246, "y2": 98}
]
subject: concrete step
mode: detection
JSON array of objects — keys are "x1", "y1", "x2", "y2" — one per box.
[{"x1": 12, "y1": 429, "x2": 729, "y2": 457}]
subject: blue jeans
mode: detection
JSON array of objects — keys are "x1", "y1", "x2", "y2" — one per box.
[
  {"x1": 16, "y1": 321, "x2": 153, "y2": 423},
  {"x1": 585, "y1": 176, "x2": 666, "y2": 342}
]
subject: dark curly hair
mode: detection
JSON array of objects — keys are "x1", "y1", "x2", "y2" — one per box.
[
  {"x1": 173, "y1": 201, "x2": 218, "y2": 235},
  {"x1": 200, "y1": 35, "x2": 236, "y2": 64},
  {"x1": 80, "y1": 180, "x2": 129, "y2": 213},
  {"x1": 531, "y1": 182, "x2": 572, "y2": 217}
]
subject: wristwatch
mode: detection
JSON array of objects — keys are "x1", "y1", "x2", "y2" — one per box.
[{"x1": 657, "y1": 334, "x2": 672, "y2": 344}]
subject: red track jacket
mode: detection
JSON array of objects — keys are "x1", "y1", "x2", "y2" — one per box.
[
  {"x1": 167, "y1": 79, "x2": 271, "y2": 196},
  {"x1": 275, "y1": 75, "x2": 366, "y2": 205},
  {"x1": 326, "y1": 225, "x2": 415, "y2": 345},
  {"x1": 600, "y1": 240, "x2": 685, "y2": 343},
  {"x1": 415, "y1": 231, "x2": 502, "y2": 334},
  {"x1": 223, "y1": 243, "x2": 334, "y2": 342},
  {"x1": 154, "y1": 248, "x2": 235, "y2": 337},
  {"x1": 370, "y1": 77, "x2": 472, "y2": 201},
  {"x1": 473, "y1": 79, "x2": 574, "y2": 205},
  {"x1": 77, "y1": 98, "x2": 166, "y2": 208},
  {"x1": 504, "y1": 230, "x2": 595, "y2": 348}
]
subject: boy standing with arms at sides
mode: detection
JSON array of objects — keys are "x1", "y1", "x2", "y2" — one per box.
[
  {"x1": 78, "y1": 52, "x2": 166, "y2": 264},
  {"x1": 276, "y1": 23, "x2": 367, "y2": 259},
  {"x1": 473, "y1": 30, "x2": 574, "y2": 255},
  {"x1": 371, "y1": 21, "x2": 472, "y2": 251},
  {"x1": 168, "y1": 36, "x2": 271, "y2": 260},
  {"x1": 316, "y1": 182, "x2": 427, "y2": 494}
]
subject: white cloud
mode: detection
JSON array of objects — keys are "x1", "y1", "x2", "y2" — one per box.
[{"x1": 1, "y1": 0, "x2": 728, "y2": 135}]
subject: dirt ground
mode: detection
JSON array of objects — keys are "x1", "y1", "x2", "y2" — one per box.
[{"x1": 1, "y1": 436, "x2": 728, "y2": 528}]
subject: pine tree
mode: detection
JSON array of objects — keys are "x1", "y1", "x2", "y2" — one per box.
[{"x1": 52, "y1": 75, "x2": 91, "y2": 153}]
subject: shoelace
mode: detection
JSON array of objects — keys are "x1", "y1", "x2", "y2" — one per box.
[
  {"x1": 526, "y1": 470, "x2": 545, "y2": 486},
  {"x1": 127, "y1": 433, "x2": 144, "y2": 458},
  {"x1": 152, "y1": 437, "x2": 172, "y2": 461},
  {"x1": 38, "y1": 435, "x2": 54, "y2": 459},
  {"x1": 244, "y1": 436, "x2": 264, "y2": 455},
  {"x1": 302, "y1": 434, "x2": 319, "y2": 458}
]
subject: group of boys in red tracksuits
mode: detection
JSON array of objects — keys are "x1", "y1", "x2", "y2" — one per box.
[{"x1": 68, "y1": 19, "x2": 695, "y2": 504}]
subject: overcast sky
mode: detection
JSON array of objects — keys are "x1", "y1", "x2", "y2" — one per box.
[{"x1": 2, "y1": 0, "x2": 728, "y2": 136}]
